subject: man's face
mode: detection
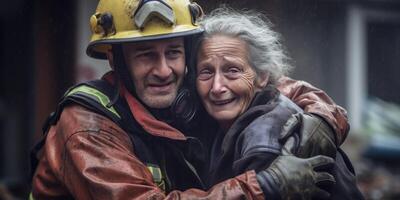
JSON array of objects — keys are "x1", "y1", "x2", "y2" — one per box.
[
  {"x1": 196, "y1": 35, "x2": 264, "y2": 129},
  {"x1": 123, "y1": 37, "x2": 185, "y2": 108}
]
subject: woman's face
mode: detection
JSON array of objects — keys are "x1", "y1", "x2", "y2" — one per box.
[{"x1": 196, "y1": 35, "x2": 267, "y2": 129}]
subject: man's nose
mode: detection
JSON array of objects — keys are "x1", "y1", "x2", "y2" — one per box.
[
  {"x1": 153, "y1": 55, "x2": 172, "y2": 79},
  {"x1": 210, "y1": 73, "x2": 227, "y2": 95}
]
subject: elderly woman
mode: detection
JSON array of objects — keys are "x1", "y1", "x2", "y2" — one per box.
[{"x1": 194, "y1": 7, "x2": 364, "y2": 199}]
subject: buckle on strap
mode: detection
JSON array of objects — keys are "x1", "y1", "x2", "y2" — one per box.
[{"x1": 134, "y1": 0, "x2": 175, "y2": 29}]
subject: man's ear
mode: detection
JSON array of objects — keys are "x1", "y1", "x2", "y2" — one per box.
[
  {"x1": 106, "y1": 49, "x2": 115, "y2": 69},
  {"x1": 255, "y1": 72, "x2": 269, "y2": 88}
]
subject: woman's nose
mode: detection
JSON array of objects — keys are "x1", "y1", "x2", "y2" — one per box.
[{"x1": 210, "y1": 73, "x2": 227, "y2": 95}]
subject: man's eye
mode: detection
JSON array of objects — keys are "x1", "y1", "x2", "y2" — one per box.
[
  {"x1": 137, "y1": 52, "x2": 154, "y2": 58},
  {"x1": 166, "y1": 50, "x2": 182, "y2": 58}
]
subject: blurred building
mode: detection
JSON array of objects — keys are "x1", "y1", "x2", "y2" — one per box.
[{"x1": 0, "y1": 0, "x2": 399, "y2": 198}]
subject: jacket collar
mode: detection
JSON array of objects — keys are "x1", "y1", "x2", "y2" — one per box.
[
  {"x1": 103, "y1": 71, "x2": 187, "y2": 141},
  {"x1": 221, "y1": 86, "x2": 280, "y2": 152}
]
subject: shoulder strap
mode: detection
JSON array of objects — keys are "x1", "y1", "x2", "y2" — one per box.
[
  {"x1": 60, "y1": 80, "x2": 155, "y2": 158},
  {"x1": 30, "y1": 80, "x2": 165, "y2": 188},
  {"x1": 30, "y1": 80, "x2": 121, "y2": 180},
  {"x1": 61, "y1": 80, "x2": 122, "y2": 124},
  {"x1": 68, "y1": 80, "x2": 166, "y2": 189}
]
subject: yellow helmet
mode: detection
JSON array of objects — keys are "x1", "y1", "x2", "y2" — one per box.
[{"x1": 87, "y1": 0, "x2": 204, "y2": 59}]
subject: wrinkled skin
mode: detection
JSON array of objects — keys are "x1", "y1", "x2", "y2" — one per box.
[{"x1": 196, "y1": 34, "x2": 268, "y2": 130}]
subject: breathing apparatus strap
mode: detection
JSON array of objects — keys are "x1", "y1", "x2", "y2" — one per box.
[
  {"x1": 29, "y1": 79, "x2": 166, "y2": 190},
  {"x1": 170, "y1": 35, "x2": 202, "y2": 125}
]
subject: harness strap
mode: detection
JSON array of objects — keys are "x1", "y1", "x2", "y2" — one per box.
[
  {"x1": 66, "y1": 85, "x2": 120, "y2": 118},
  {"x1": 30, "y1": 79, "x2": 166, "y2": 190}
]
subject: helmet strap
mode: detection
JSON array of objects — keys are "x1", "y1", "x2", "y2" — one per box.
[
  {"x1": 106, "y1": 74, "x2": 121, "y2": 108},
  {"x1": 111, "y1": 44, "x2": 137, "y2": 96}
]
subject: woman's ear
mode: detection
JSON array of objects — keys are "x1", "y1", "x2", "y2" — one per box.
[
  {"x1": 106, "y1": 49, "x2": 115, "y2": 69},
  {"x1": 255, "y1": 72, "x2": 269, "y2": 88}
]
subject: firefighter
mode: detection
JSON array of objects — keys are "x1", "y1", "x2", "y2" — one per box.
[{"x1": 31, "y1": 0, "x2": 349, "y2": 199}]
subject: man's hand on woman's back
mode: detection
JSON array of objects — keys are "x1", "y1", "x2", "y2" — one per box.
[
  {"x1": 280, "y1": 113, "x2": 337, "y2": 158},
  {"x1": 256, "y1": 155, "x2": 336, "y2": 200}
]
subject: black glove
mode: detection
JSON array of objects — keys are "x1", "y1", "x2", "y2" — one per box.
[
  {"x1": 280, "y1": 113, "x2": 337, "y2": 158},
  {"x1": 257, "y1": 155, "x2": 335, "y2": 200}
]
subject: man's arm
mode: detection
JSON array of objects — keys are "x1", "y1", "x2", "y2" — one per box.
[
  {"x1": 277, "y1": 76, "x2": 349, "y2": 145},
  {"x1": 32, "y1": 105, "x2": 334, "y2": 200},
  {"x1": 32, "y1": 105, "x2": 265, "y2": 199}
]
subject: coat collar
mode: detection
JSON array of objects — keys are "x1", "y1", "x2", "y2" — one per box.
[{"x1": 103, "y1": 71, "x2": 187, "y2": 141}]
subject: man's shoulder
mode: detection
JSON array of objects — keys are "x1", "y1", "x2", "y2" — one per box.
[
  {"x1": 60, "y1": 104, "x2": 114, "y2": 126},
  {"x1": 54, "y1": 79, "x2": 125, "y2": 133},
  {"x1": 56, "y1": 104, "x2": 129, "y2": 142},
  {"x1": 275, "y1": 94, "x2": 303, "y2": 114}
]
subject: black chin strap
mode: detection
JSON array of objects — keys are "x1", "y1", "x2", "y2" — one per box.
[
  {"x1": 112, "y1": 44, "x2": 136, "y2": 96},
  {"x1": 106, "y1": 73, "x2": 121, "y2": 108},
  {"x1": 105, "y1": 44, "x2": 130, "y2": 107}
]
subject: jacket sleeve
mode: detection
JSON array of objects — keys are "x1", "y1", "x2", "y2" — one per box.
[
  {"x1": 32, "y1": 105, "x2": 265, "y2": 200},
  {"x1": 276, "y1": 76, "x2": 349, "y2": 144}
]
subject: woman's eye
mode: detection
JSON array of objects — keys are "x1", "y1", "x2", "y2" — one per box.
[
  {"x1": 197, "y1": 69, "x2": 213, "y2": 80},
  {"x1": 225, "y1": 67, "x2": 242, "y2": 78},
  {"x1": 228, "y1": 67, "x2": 240, "y2": 73}
]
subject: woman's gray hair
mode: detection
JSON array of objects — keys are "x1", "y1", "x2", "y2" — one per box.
[{"x1": 198, "y1": 6, "x2": 292, "y2": 84}]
